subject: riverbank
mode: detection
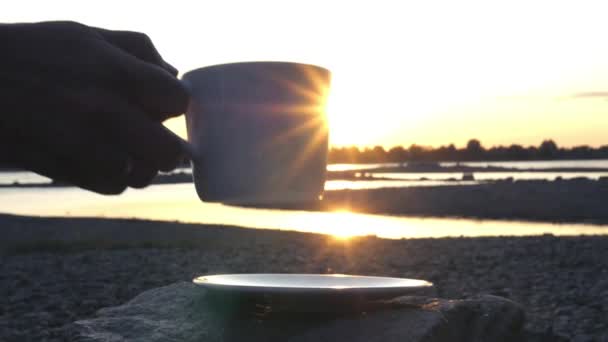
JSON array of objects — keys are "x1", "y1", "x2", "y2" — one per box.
[
  {"x1": 3, "y1": 176, "x2": 608, "y2": 225},
  {"x1": 322, "y1": 178, "x2": 608, "y2": 224},
  {"x1": 1, "y1": 214, "x2": 606, "y2": 341},
  {"x1": 3, "y1": 160, "x2": 608, "y2": 188}
]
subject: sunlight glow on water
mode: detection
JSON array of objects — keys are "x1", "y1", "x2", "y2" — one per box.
[
  {"x1": 440, "y1": 160, "x2": 608, "y2": 169},
  {"x1": 1, "y1": 184, "x2": 606, "y2": 239},
  {"x1": 3, "y1": 169, "x2": 607, "y2": 190},
  {"x1": 326, "y1": 163, "x2": 401, "y2": 172},
  {"x1": 375, "y1": 172, "x2": 608, "y2": 181}
]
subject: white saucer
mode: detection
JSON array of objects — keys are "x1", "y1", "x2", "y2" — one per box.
[{"x1": 193, "y1": 274, "x2": 433, "y2": 300}]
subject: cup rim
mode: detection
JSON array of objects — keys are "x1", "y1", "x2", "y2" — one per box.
[{"x1": 182, "y1": 61, "x2": 330, "y2": 79}]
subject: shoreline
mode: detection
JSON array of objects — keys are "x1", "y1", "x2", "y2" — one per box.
[
  {"x1": 2, "y1": 213, "x2": 608, "y2": 254},
  {"x1": 2, "y1": 162, "x2": 608, "y2": 188},
  {"x1": 2, "y1": 177, "x2": 608, "y2": 227},
  {"x1": 1, "y1": 214, "x2": 607, "y2": 340},
  {"x1": 322, "y1": 178, "x2": 608, "y2": 224}
]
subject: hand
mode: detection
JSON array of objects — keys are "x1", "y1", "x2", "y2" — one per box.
[{"x1": 0, "y1": 21, "x2": 189, "y2": 194}]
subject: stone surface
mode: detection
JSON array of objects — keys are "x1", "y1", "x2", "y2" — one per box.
[{"x1": 64, "y1": 282, "x2": 526, "y2": 342}]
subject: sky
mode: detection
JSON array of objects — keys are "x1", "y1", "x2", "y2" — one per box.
[{"x1": 4, "y1": 0, "x2": 608, "y2": 148}]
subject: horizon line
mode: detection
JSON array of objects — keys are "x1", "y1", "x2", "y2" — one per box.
[{"x1": 330, "y1": 140, "x2": 608, "y2": 150}]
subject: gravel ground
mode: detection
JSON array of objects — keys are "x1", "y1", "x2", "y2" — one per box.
[{"x1": 1, "y1": 215, "x2": 607, "y2": 341}]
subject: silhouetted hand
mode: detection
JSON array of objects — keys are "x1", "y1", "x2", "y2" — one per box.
[{"x1": 0, "y1": 21, "x2": 189, "y2": 194}]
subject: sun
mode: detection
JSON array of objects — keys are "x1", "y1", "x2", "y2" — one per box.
[
  {"x1": 324, "y1": 72, "x2": 412, "y2": 148},
  {"x1": 324, "y1": 74, "x2": 378, "y2": 147}
]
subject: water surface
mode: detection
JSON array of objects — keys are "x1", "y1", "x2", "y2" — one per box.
[
  {"x1": 1, "y1": 184, "x2": 606, "y2": 239},
  {"x1": 329, "y1": 159, "x2": 608, "y2": 171},
  {"x1": 374, "y1": 171, "x2": 608, "y2": 181},
  {"x1": 440, "y1": 159, "x2": 608, "y2": 169}
]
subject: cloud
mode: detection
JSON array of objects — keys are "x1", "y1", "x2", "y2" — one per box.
[{"x1": 572, "y1": 92, "x2": 608, "y2": 100}]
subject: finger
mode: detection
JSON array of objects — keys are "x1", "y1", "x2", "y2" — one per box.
[
  {"x1": 127, "y1": 159, "x2": 159, "y2": 188},
  {"x1": 15, "y1": 81, "x2": 184, "y2": 192},
  {"x1": 93, "y1": 93, "x2": 186, "y2": 172},
  {"x1": 67, "y1": 145, "x2": 131, "y2": 194},
  {"x1": 94, "y1": 28, "x2": 178, "y2": 76},
  {"x1": 116, "y1": 114, "x2": 185, "y2": 172},
  {"x1": 104, "y1": 42, "x2": 189, "y2": 121},
  {"x1": 57, "y1": 85, "x2": 186, "y2": 174},
  {"x1": 14, "y1": 102, "x2": 132, "y2": 194},
  {"x1": 15, "y1": 137, "x2": 130, "y2": 195}
]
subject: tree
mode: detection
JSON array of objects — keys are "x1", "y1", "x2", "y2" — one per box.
[
  {"x1": 538, "y1": 139, "x2": 558, "y2": 159},
  {"x1": 326, "y1": 139, "x2": 607, "y2": 163},
  {"x1": 599, "y1": 145, "x2": 608, "y2": 158},
  {"x1": 372, "y1": 146, "x2": 387, "y2": 162},
  {"x1": 408, "y1": 144, "x2": 425, "y2": 161},
  {"x1": 570, "y1": 145, "x2": 593, "y2": 159},
  {"x1": 465, "y1": 139, "x2": 484, "y2": 160},
  {"x1": 506, "y1": 144, "x2": 528, "y2": 160},
  {"x1": 466, "y1": 139, "x2": 482, "y2": 152},
  {"x1": 346, "y1": 146, "x2": 361, "y2": 163},
  {"x1": 387, "y1": 146, "x2": 407, "y2": 162}
]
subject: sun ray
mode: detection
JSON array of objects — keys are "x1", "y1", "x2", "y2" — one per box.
[
  {"x1": 267, "y1": 114, "x2": 325, "y2": 146},
  {"x1": 252, "y1": 64, "x2": 332, "y2": 190}
]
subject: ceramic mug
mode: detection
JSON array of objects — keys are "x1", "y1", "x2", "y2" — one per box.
[{"x1": 181, "y1": 61, "x2": 331, "y2": 206}]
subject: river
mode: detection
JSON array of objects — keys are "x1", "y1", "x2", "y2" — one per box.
[{"x1": 1, "y1": 182, "x2": 606, "y2": 239}]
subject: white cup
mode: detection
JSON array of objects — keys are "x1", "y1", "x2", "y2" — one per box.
[{"x1": 182, "y1": 62, "x2": 331, "y2": 206}]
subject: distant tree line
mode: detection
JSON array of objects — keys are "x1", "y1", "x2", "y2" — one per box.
[{"x1": 328, "y1": 139, "x2": 608, "y2": 163}]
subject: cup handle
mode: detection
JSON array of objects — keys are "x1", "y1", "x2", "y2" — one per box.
[{"x1": 178, "y1": 137, "x2": 195, "y2": 161}]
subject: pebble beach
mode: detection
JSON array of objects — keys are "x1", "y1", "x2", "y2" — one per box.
[{"x1": 1, "y1": 214, "x2": 607, "y2": 341}]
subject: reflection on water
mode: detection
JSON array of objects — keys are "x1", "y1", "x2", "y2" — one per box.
[
  {"x1": 374, "y1": 172, "x2": 608, "y2": 181},
  {"x1": 3, "y1": 159, "x2": 608, "y2": 188},
  {"x1": 0, "y1": 172, "x2": 472, "y2": 190},
  {"x1": 1, "y1": 184, "x2": 606, "y2": 239},
  {"x1": 3, "y1": 169, "x2": 607, "y2": 190},
  {"x1": 440, "y1": 159, "x2": 608, "y2": 169},
  {"x1": 325, "y1": 179, "x2": 477, "y2": 190},
  {"x1": 329, "y1": 160, "x2": 608, "y2": 171},
  {"x1": 327, "y1": 163, "x2": 401, "y2": 172},
  {"x1": 0, "y1": 171, "x2": 51, "y2": 185}
]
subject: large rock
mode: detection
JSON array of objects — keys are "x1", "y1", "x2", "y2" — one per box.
[{"x1": 64, "y1": 282, "x2": 526, "y2": 342}]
